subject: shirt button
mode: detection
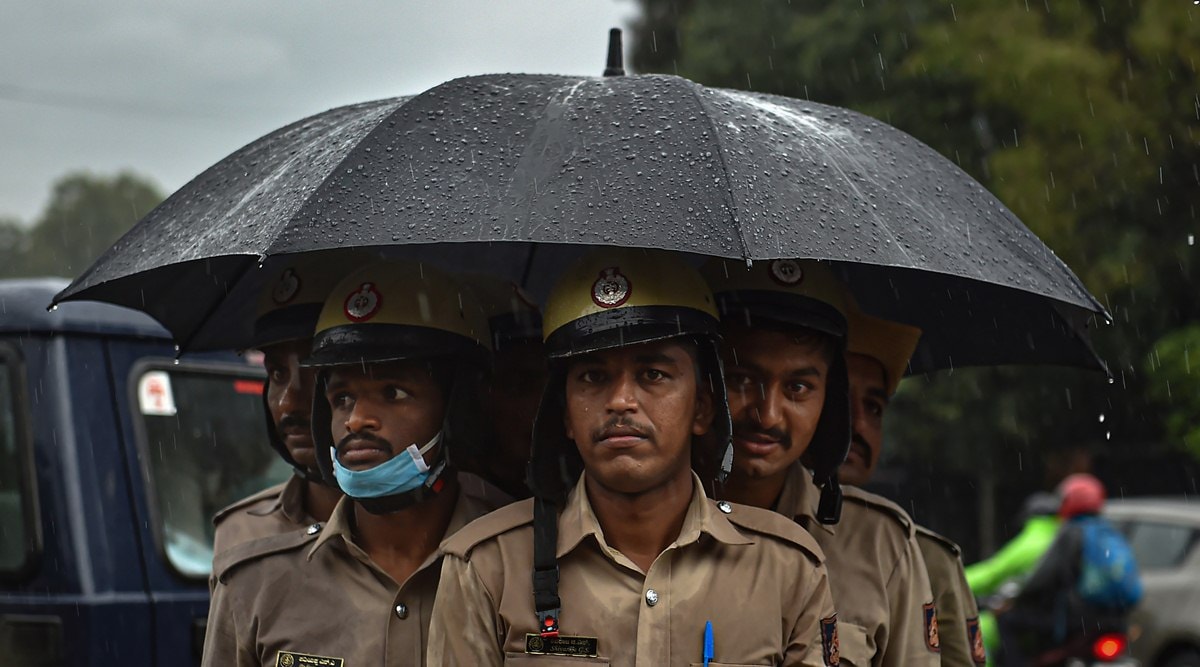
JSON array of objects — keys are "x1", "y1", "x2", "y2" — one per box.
[
  {"x1": 394, "y1": 603, "x2": 409, "y2": 619},
  {"x1": 717, "y1": 501, "x2": 733, "y2": 514},
  {"x1": 645, "y1": 589, "x2": 659, "y2": 606},
  {"x1": 305, "y1": 523, "x2": 322, "y2": 535}
]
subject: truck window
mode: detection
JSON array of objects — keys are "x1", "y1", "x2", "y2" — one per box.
[
  {"x1": 134, "y1": 365, "x2": 290, "y2": 579},
  {"x1": 0, "y1": 348, "x2": 39, "y2": 577}
]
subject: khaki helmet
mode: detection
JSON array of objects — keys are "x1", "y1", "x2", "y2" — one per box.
[
  {"x1": 250, "y1": 250, "x2": 375, "y2": 349},
  {"x1": 844, "y1": 297, "x2": 922, "y2": 396},
  {"x1": 252, "y1": 250, "x2": 373, "y2": 483},
  {"x1": 530, "y1": 247, "x2": 731, "y2": 501},
  {"x1": 529, "y1": 247, "x2": 730, "y2": 638},
  {"x1": 304, "y1": 260, "x2": 492, "y2": 514},
  {"x1": 702, "y1": 258, "x2": 851, "y2": 524}
]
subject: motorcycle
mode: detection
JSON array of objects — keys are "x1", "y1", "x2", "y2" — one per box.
[{"x1": 979, "y1": 583, "x2": 1139, "y2": 667}]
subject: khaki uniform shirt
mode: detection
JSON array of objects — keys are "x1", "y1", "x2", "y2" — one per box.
[
  {"x1": 211, "y1": 475, "x2": 313, "y2": 558},
  {"x1": 915, "y1": 526, "x2": 986, "y2": 666},
  {"x1": 429, "y1": 472, "x2": 838, "y2": 667},
  {"x1": 776, "y1": 464, "x2": 939, "y2": 667},
  {"x1": 202, "y1": 475, "x2": 506, "y2": 667}
]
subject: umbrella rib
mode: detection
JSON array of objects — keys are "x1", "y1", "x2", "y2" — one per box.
[
  {"x1": 686, "y1": 84, "x2": 751, "y2": 262},
  {"x1": 173, "y1": 256, "x2": 261, "y2": 354}
]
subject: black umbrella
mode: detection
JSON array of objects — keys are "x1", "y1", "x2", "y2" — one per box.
[{"x1": 53, "y1": 52, "x2": 1108, "y2": 372}]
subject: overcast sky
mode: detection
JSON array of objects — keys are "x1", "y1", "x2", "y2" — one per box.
[{"x1": 0, "y1": 0, "x2": 638, "y2": 224}]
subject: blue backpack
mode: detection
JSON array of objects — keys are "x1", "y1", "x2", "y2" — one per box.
[{"x1": 1076, "y1": 516, "x2": 1143, "y2": 610}]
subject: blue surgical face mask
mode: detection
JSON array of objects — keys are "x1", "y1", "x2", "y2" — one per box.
[{"x1": 331, "y1": 431, "x2": 442, "y2": 499}]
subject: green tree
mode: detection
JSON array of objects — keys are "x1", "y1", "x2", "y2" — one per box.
[
  {"x1": 20, "y1": 171, "x2": 164, "y2": 279},
  {"x1": 630, "y1": 0, "x2": 1200, "y2": 555},
  {"x1": 0, "y1": 218, "x2": 30, "y2": 278}
]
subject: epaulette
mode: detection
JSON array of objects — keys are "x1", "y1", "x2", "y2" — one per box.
[
  {"x1": 211, "y1": 482, "x2": 287, "y2": 527},
  {"x1": 212, "y1": 525, "x2": 321, "y2": 585},
  {"x1": 914, "y1": 524, "x2": 962, "y2": 557},
  {"x1": 440, "y1": 498, "x2": 534, "y2": 558},
  {"x1": 842, "y1": 485, "x2": 915, "y2": 538},
  {"x1": 722, "y1": 501, "x2": 825, "y2": 565}
]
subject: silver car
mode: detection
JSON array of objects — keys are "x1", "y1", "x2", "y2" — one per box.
[{"x1": 1106, "y1": 498, "x2": 1200, "y2": 667}]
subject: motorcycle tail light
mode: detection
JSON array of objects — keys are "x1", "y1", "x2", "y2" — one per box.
[{"x1": 1093, "y1": 634, "x2": 1127, "y2": 660}]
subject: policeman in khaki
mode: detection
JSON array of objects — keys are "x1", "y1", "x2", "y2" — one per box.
[
  {"x1": 429, "y1": 249, "x2": 839, "y2": 666},
  {"x1": 838, "y1": 300, "x2": 986, "y2": 666},
  {"x1": 703, "y1": 258, "x2": 939, "y2": 667},
  {"x1": 203, "y1": 261, "x2": 508, "y2": 666},
  {"x1": 211, "y1": 254, "x2": 359, "y2": 559}
]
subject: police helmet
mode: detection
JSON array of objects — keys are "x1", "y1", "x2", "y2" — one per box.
[
  {"x1": 303, "y1": 260, "x2": 492, "y2": 514},
  {"x1": 702, "y1": 258, "x2": 850, "y2": 524},
  {"x1": 251, "y1": 250, "x2": 372, "y2": 483},
  {"x1": 844, "y1": 297, "x2": 922, "y2": 397},
  {"x1": 529, "y1": 247, "x2": 732, "y2": 501}
]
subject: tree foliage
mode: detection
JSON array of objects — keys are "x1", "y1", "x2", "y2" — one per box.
[
  {"x1": 630, "y1": 0, "x2": 1200, "y2": 548},
  {"x1": 0, "y1": 171, "x2": 163, "y2": 279}
]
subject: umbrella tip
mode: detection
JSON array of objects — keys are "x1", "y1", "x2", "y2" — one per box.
[{"x1": 603, "y1": 28, "x2": 625, "y2": 77}]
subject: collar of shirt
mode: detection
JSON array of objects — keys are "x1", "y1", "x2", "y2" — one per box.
[
  {"x1": 556, "y1": 471, "x2": 752, "y2": 561},
  {"x1": 773, "y1": 462, "x2": 837, "y2": 536},
  {"x1": 305, "y1": 482, "x2": 481, "y2": 568},
  {"x1": 243, "y1": 473, "x2": 310, "y2": 525}
]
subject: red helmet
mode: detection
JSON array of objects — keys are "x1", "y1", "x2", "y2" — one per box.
[{"x1": 1057, "y1": 473, "x2": 1106, "y2": 518}]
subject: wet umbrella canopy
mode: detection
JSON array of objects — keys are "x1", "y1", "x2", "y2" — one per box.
[{"x1": 54, "y1": 69, "x2": 1107, "y2": 371}]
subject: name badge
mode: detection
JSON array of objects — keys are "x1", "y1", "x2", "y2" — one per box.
[
  {"x1": 525, "y1": 633, "x2": 599, "y2": 657},
  {"x1": 275, "y1": 650, "x2": 344, "y2": 667}
]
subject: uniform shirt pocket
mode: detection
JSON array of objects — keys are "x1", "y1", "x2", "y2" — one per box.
[{"x1": 835, "y1": 621, "x2": 876, "y2": 667}]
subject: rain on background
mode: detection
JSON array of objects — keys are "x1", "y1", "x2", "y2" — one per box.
[{"x1": 1, "y1": 0, "x2": 1198, "y2": 560}]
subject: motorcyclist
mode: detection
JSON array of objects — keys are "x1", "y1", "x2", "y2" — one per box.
[
  {"x1": 966, "y1": 492, "x2": 1062, "y2": 664},
  {"x1": 995, "y1": 474, "x2": 1140, "y2": 664}
]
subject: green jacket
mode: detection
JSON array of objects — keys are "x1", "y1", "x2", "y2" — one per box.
[{"x1": 965, "y1": 515, "x2": 1061, "y2": 596}]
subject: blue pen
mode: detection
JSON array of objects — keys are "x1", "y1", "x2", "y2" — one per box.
[{"x1": 703, "y1": 620, "x2": 714, "y2": 667}]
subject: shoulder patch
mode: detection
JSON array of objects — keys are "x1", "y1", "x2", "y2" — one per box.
[
  {"x1": 915, "y1": 524, "x2": 961, "y2": 557},
  {"x1": 842, "y1": 486, "x2": 915, "y2": 537},
  {"x1": 723, "y1": 502, "x2": 825, "y2": 564},
  {"x1": 440, "y1": 498, "x2": 534, "y2": 558},
  {"x1": 212, "y1": 525, "x2": 320, "y2": 584},
  {"x1": 211, "y1": 481, "x2": 287, "y2": 526}
]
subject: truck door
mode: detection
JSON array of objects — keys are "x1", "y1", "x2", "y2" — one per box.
[{"x1": 107, "y1": 343, "x2": 283, "y2": 665}]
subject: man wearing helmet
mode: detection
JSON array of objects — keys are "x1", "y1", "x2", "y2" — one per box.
[
  {"x1": 997, "y1": 473, "x2": 1140, "y2": 664},
  {"x1": 203, "y1": 260, "x2": 509, "y2": 666},
  {"x1": 429, "y1": 249, "x2": 838, "y2": 666},
  {"x1": 210, "y1": 255, "x2": 354, "y2": 559},
  {"x1": 704, "y1": 258, "x2": 938, "y2": 667},
  {"x1": 839, "y1": 301, "x2": 986, "y2": 666}
]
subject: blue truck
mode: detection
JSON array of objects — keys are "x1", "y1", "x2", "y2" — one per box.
[{"x1": 0, "y1": 278, "x2": 286, "y2": 666}]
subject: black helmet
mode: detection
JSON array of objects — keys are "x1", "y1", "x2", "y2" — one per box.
[
  {"x1": 302, "y1": 260, "x2": 491, "y2": 514},
  {"x1": 702, "y1": 258, "x2": 851, "y2": 524}
]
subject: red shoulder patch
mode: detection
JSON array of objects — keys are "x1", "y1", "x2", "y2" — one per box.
[
  {"x1": 923, "y1": 602, "x2": 940, "y2": 653},
  {"x1": 820, "y1": 614, "x2": 840, "y2": 666},
  {"x1": 967, "y1": 616, "x2": 986, "y2": 664}
]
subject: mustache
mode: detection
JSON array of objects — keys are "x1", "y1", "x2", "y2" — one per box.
[
  {"x1": 591, "y1": 416, "x2": 653, "y2": 442},
  {"x1": 732, "y1": 419, "x2": 788, "y2": 443},
  {"x1": 850, "y1": 432, "x2": 873, "y2": 463},
  {"x1": 335, "y1": 431, "x2": 394, "y2": 456},
  {"x1": 277, "y1": 414, "x2": 311, "y2": 433}
]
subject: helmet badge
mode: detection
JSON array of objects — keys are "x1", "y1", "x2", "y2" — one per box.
[
  {"x1": 271, "y1": 267, "x2": 302, "y2": 305},
  {"x1": 344, "y1": 282, "x2": 383, "y2": 322},
  {"x1": 768, "y1": 259, "x2": 805, "y2": 287},
  {"x1": 592, "y1": 267, "x2": 632, "y2": 308}
]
